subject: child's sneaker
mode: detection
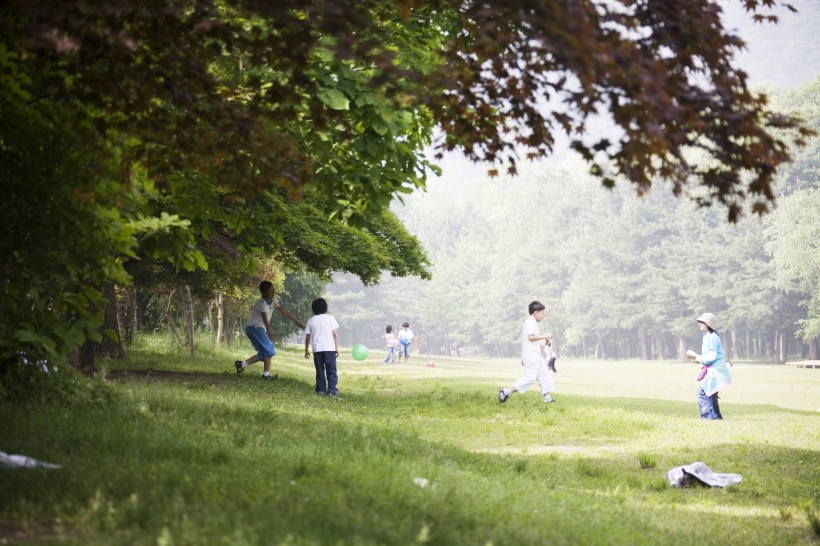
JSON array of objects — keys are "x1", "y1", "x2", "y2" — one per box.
[
  {"x1": 234, "y1": 361, "x2": 244, "y2": 376},
  {"x1": 260, "y1": 374, "x2": 275, "y2": 381},
  {"x1": 498, "y1": 388, "x2": 509, "y2": 404},
  {"x1": 543, "y1": 396, "x2": 555, "y2": 404}
]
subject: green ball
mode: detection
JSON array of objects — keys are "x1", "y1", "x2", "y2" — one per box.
[{"x1": 352, "y1": 344, "x2": 369, "y2": 361}]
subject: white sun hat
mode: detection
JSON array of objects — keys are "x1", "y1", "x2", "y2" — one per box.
[{"x1": 696, "y1": 312, "x2": 718, "y2": 331}]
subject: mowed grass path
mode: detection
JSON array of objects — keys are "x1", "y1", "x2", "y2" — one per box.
[{"x1": 1, "y1": 338, "x2": 818, "y2": 545}]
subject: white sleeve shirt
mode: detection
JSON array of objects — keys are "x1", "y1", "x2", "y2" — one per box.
[
  {"x1": 520, "y1": 315, "x2": 542, "y2": 363},
  {"x1": 305, "y1": 314, "x2": 340, "y2": 352}
]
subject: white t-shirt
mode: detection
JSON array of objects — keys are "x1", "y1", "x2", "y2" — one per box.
[
  {"x1": 399, "y1": 328, "x2": 414, "y2": 343},
  {"x1": 247, "y1": 297, "x2": 279, "y2": 329},
  {"x1": 520, "y1": 315, "x2": 542, "y2": 363},
  {"x1": 304, "y1": 314, "x2": 340, "y2": 352}
]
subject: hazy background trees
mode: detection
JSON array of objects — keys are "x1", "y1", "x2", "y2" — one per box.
[{"x1": 325, "y1": 75, "x2": 820, "y2": 362}]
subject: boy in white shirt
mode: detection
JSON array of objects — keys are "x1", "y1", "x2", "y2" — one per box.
[
  {"x1": 498, "y1": 301, "x2": 556, "y2": 404},
  {"x1": 304, "y1": 298, "x2": 341, "y2": 398},
  {"x1": 398, "y1": 322, "x2": 415, "y2": 363},
  {"x1": 235, "y1": 280, "x2": 305, "y2": 380}
]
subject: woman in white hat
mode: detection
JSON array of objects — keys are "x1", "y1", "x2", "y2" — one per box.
[{"x1": 686, "y1": 313, "x2": 732, "y2": 419}]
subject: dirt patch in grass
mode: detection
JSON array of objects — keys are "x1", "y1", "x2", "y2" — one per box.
[
  {"x1": 101, "y1": 369, "x2": 237, "y2": 383},
  {"x1": 0, "y1": 517, "x2": 84, "y2": 544}
]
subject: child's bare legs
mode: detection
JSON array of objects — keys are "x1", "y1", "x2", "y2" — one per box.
[
  {"x1": 242, "y1": 355, "x2": 273, "y2": 372},
  {"x1": 244, "y1": 355, "x2": 261, "y2": 367},
  {"x1": 236, "y1": 355, "x2": 272, "y2": 376}
]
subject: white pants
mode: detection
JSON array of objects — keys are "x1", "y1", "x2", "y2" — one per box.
[{"x1": 512, "y1": 358, "x2": 555, "y2": 394}]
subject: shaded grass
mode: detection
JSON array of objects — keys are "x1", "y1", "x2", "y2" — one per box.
[{"x1": 1, "y1": 338, "x2": 818, "y2": 545}]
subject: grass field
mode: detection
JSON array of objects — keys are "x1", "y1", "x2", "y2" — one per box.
[{"x1": 1, "y1": 335, "x2": 819, "y2": 545}]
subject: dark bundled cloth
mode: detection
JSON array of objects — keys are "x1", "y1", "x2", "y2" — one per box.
[{"x1": 666, "y1": 462, "x2": 742, "y2": 488}]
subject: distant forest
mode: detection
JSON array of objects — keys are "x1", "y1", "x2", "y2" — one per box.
[{"x1": 325, "y1": 76, "x2": 820, "y2": 362}]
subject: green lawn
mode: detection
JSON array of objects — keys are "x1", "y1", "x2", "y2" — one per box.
[{"x1": 1, "y1": 336, "x2": 818, "y2": 545}]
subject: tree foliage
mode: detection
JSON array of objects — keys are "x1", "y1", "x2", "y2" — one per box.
[
  {"x1": 0, "y1": 45, "x2": 194, "y2": 367},
  {"x1": 2, "y1": 0, "x2": 813, "y2": 220}
]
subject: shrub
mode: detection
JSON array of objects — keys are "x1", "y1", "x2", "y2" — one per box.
[{"x1": 0, "y1": 353, "x2": 113, "y2": 407}]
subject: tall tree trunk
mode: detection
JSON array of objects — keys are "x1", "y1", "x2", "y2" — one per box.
[
  {"x1": 744, "y1": 329, "x2": 750, "y2": 360},
  {"x1": 70, "y1": 283, "x2": 121, "y2": 370},
  {"x1": 225, "y1": 314, "x2": 236, "y2": 347},
  {"x1": 678, "y1": 334, "x2": 687, "y2": 362},
  {"x1": 657, "y1": 335, "x2": 668, "y2": 360},
  {"x1": 730, "y1": 330, "x2": 738, "y2": 362},
  {"x1": 757, "y1": 330, "x2": 762, "y2": 359},
  {"x1": 168, "y1": 307, "x2": 182, "y2": 346},
  {"x1": 0, "y1": 262, "x2": 7, "y2": 324},
  {"x1": 207, "y1": 299, "x2": 214, "y2": 336},
  {"x1": 97, "y1": 282, "x2": 125, "y2": 358},
  {"x1": 115, "y1": 284, "x2": 127, "y2": 345},
  {"x1": 72, "y1": 338, "x2": 97, "y2": 371},
  {"x1": 125, "y1": 287, "x2": 138, "y2": 343},
  {"x1": 134, "y1": 288, "x2": 145, "y2": 333},
  {"x1": 809, "y1": 338, "x2": 819, "y2": 360},
  {"x1": 595, "y1": 333, "x2": 606, "y2": 359},
  {"x1": 215, "y1": 291, "x2": 225, "y2": 346},
  {"x1": 184, "y1": 285, "x2": 195, "y2": 356},
  {"x1": 163, "y1": 290, "x2": 183, "y2": 346},
  {"x1": 777, "y1": 329, "x2": 786, "y2": 363},
  {"x1": 756, "y1": 330, "x2": 762, "y2": 359},
  {"x1": 639, "y1": 328, "x2": 650, "y2": 360}
]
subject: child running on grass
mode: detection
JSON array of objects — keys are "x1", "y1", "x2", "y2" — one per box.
[
  {"x1": 498, "y1": 301, "x2": 556, "y2": 404},
  {"x1": 383, "y1": 325, "x2": 399, "y2": 364},
  {"x1": 304, "y1": 298, "x2": 341, "y2": 399},
  {"x1": 398, "y1": 322, "x2": 414, "y2": 363},
  {"x1": 234, "y1": 280, "x2": 305, "y2": 380}
]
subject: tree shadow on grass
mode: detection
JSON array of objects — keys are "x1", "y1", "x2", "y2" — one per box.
[
  {"x1": 101, "y1": 367, "x2": 307, "y2": 386},
  {"x1": 103, "y1": 369, "x2": 238, "y2": 382}
]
